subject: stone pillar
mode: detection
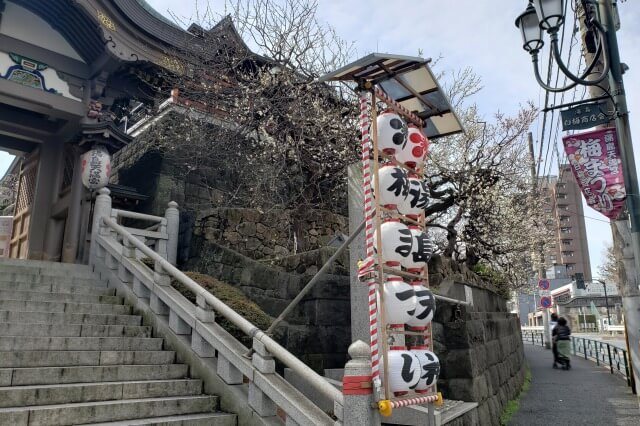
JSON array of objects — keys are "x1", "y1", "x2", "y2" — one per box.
[
  {"x1": 62, "y1": 151, "x2": 86, "y2": 263},
  {"x1": 89, "y1": 188, "x2": 112, "y2": 263},
  {"x1": 165, "y1": 201, "x2": 179, "y2": 265},
  {"x1": 347, "y1": 163, "x2": 369, "y2": 343},
  {"x1": 341, "y1": 340, "x2": 380, "y2": 426},
  {"x1": 28, "y1": 139, "x2": 64, "y2": 260},
  {"x1": 249, "y1": 338, "x2": 277, "y2": 417}
]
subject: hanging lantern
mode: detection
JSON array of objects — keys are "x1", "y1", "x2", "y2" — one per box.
[
  {"x1": 410, "y1": 347, "x2": 440, "y2": 393},
  {"x1": 400, "y1": 226, "x2": 434, "y2": 272},
  {"x1": 376, "y1": 110, "x2": 408, "y2": 156},
  {"x1": 387, "y1": 347, "x2": 421, "y2": 395},
  {"x1": 398, "y1": 176, "x2": 429, "y2": 219},
  {"x1": 373, "y1": 165, "x2": 409, "y2": 209},
  {"x1": 383, "y1": 275, "x2": 417, "y2": 330},
  {"x1": 407, "y1": 280, "x2": 436, "y2": 330},
  {"x1": 374, "y1": 219, "x2": 413, "y2": 267},
  {"x1": 81, "y1": 145, "x2": 111, "y2": 190},
  {"x1": 395, "y1": 127, "x2": 429, "y2": 169}
]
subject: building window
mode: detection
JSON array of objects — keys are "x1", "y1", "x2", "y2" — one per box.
[
  {"x1": 557, "y1": 183, "x2": 567, "y2": 189},
  {"x1": 566, "y1": 264, "x2": 574, "y2": 271},
  {"x1": 557, "y1": 193, "x2": 567, "y2": 199},
  {"x1": 561, "y1": 227, "x2": 572, "y2": 234},
  {"x1": 562, "y1": 239, "x2": 572, "y2": 246},
  {"x1": 559, "y1": 215, "x2": 570, "y2": 222},
  {"x1": 550, "y1": 255, "x2": 557, "y2": 262},
  {"x1": 544, "y1": 207, "x2": 552, "y2": 214},
  {"x1": 562, "y1": 251, "x2": 574, "y2": 257}
]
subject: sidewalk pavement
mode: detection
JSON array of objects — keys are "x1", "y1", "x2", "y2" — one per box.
[{"x1": 509, "y1": 344, "x2": 639, "y2": 426}]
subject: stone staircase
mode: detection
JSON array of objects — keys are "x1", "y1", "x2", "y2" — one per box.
[{"x1": 0, "y1": 259, "x2": 236, "y2": 425}]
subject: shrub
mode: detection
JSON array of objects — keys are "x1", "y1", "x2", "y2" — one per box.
[{"x1": 171, "y1": 272, "x2": 272, "y2": 347}]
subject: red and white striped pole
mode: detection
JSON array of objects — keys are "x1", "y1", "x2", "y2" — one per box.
[{"x1": 359, "y1": 91, "x2": 381, "y2": 389}]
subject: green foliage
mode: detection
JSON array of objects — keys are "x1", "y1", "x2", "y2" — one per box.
[
  {"x1": 472, "y1": 262, "x2": 511, "y2": 299},
  {"x1": 499, "y1": 368, "x2": 532, "y2": 425},
  {"x1": 171, "y1": 272, "x2": 272, "y2": 347}
]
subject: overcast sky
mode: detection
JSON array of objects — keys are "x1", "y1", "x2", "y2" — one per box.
[{"x1": 3, "y1": 0, "x2": 637, "y2": 278}]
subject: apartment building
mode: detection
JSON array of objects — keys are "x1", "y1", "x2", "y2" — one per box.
[{"x1": 540, "y1": 164, "x2": 592, "y2": 281}]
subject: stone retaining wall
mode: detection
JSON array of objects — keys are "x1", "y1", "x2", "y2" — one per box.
[
  {"x1": 185, "y1": 239, "x2": 351, "y2": 372},
  {"x1": 433, "y1": 303, "x2": 526, "y2": 426},
  {"x1": 193, "y1": 207, "x2": 348, "y2": 260}
]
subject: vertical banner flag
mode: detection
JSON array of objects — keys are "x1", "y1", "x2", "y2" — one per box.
[{"x1": 562, "y1": 127, "x2": 626, "y2": 219}]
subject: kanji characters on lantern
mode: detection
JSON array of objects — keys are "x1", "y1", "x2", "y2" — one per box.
[
  {"x1": 398, "y1": 176, "x2": 429, "y2": 219},
  {"x1": 387, "y1": 347, "x2": 421, "y2": 395},
  {"x1": 374, "y1": 219, "x2": 413, "y2": 266},
  {"x1": 410, "y1": 347, "x2": 440, "y2": 393},
  {"x1": 383, "y1": 275, "x2": 417, "y2": 330},
  {"x1": 407, "y1": 281, "x2": 436, "y2": 330},
  {"x1": 81, "y1": 145, "x2": 111, "y2": 190},
  {"x1": 374, "y1": 165, "x2": 409, "y2": 209}
]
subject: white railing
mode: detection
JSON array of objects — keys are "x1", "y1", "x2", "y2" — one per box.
[{"x1": 88, "y1": 188, "x2": 363, "y2": 425}]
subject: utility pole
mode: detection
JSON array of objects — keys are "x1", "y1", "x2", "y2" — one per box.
[
  {"x1": 577, "y1": 0, "x2": 640, "y2": 398},
  {"x1": 529, "y1": 131, "x2": 551, "y2": 348}
]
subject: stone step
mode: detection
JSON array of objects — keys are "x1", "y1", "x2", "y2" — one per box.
[
  {"x1": 0, "y1": 300, "x2": 132, "y2": 315},
  {"x1": 0, "y1": 323, "x2": 151, "y2": 338},
  {"x1": 83, "y1": 412, "x2": 237, "y2": 426},
  {"x1": 0, "y1": 310, "x2": 141, "y2": 326},
  {"x1": 0, "y1": 395, "x2": 217, "y2": 426},
  {"x1": 0, "y1": 351, "x2": 176, "y2": 368},
  {"x1": 0, "y1": 289, "x2": 122, "y2": 305},
  {"x1": 0, "y1": 379, "x2": 203, "y2": 408},
  {"x1": 0, "y1": 281, "x2": 114, "y2": 296},
  {"x1": 1, "y1": 364, "x2": 188, "y2": 386},
  {"x1": 0, "y1": 259, "x2": 95, "y2": 278},
  {"x1": 0, "y1": 274, "x2": 101, "y2": 287},
  {"x1": 0, "y1": 336, "x2": 163, "y2": 351}
]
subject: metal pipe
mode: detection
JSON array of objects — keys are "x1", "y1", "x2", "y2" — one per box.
[
  {"x1": 264, "y1": 220, "x2": 365, "y2": 337},
  {"x1": 100, "y1": 217, "x2": 343, "y2": 405}
]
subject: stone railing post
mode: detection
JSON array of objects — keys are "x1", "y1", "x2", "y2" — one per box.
[
  {"x1": 165, "y1": 201, "x2": 179, "y2": 265},
  {"x1": 340, "y1": 340, "x2": 380, "y2": 426},
  {"x1": 90, "y1": 188, "x2": 112, "y2": 263},
  {"x1": 249, "y1": 338, "x2": 277, "y2": 417},
  {"x1": 191, "y1": 294, "x2": 215, "y2": 357},
  {"x1": 157, "y1": 219, "x2": 168, "y2": 260}
]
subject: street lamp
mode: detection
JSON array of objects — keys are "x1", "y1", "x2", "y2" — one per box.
[
  {"x1": 516, "y1": 0, "x2": 640, "y2": 401},
  {"x1": 514, "y1": 0, "x2": 609, "y2": 92},
  {"x1": 593, "y1": 279, "x2": 612, "y2": 327}
]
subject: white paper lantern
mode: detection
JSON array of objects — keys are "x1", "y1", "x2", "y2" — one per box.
[
  {"x1": 374, "y1": 219, "x2": 413, "y2": 267},
  {"x1": 81, "y1": 145, "x2": 111, "y2": 190},
  {"x1": 373, "y1": 165, "x2": 409, "y2": 209},
  {"x1": 400, "y1": 226, "x2": 434, "y2": 272},
  {"x1": 407, "y1": 281, "x2": 436, "y2": 330},
  {"x1": 376, "y1": 111, "x2": 408, "y2": 155},
  {"x1": 411, "y1": 348, "x2": 440, "y2": 393},
  {"x1": 388, "y1": 347, "x2": 421, "y2": 395},
  {"x1": 383, "y1": 275, "x2": 417, "y2": 329},
  {"x1": 395, "y1": 127, "x2": 429, "y2": 169},
  {"x1": 398, "y1": 176, "x2": 429, "y2": 219}
]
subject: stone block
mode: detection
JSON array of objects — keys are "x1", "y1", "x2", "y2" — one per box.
[
  {"x1": 252, "y1": 353, "x2": 275, "y2": 374},
  {"x1": 248, "y1": 382, "x2": 277, "y2": 416},
  {"x1": 169, "y1": 310, "x2": 191, "y2": 335},
  {"x1": 191, "y1": 330, "x2": 215, "y2": 357},
  {"x1": 217, "y1": 354, "x2": 243, "y2": 385}
]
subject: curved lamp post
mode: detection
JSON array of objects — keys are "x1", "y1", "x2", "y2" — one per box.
[
  {"x1": 515, "y1": 0, "x2": 609, "y2": 93},
  {"x1": 516, "y1": 0, "x2": 640, "y2": 400}
]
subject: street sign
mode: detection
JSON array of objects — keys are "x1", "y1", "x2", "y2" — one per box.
[
  {"x1": 561, "y1": 101, "x2": 609, "y2": 131},
  {"x1": 538, "y1": 279, "x2": 550, "y2": 291},
  {"x1": 540, "y1": 296, "x2": 552, "y2": 309}
]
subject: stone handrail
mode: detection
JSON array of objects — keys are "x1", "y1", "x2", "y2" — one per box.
[{"x1": 91, "y1": 209, "x2": 343, "y2": 424}]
